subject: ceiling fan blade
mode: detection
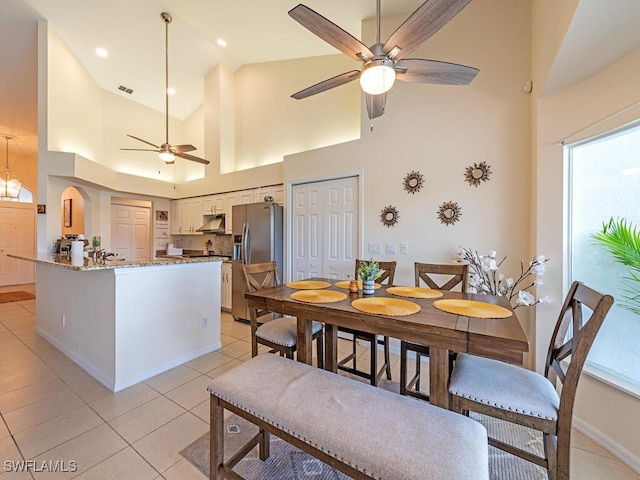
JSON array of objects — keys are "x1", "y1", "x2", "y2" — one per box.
[
  {"x1": 120, "y1": 148, "x2": 161, "y2": 152},
  {"x1": 126, "y1": 134, "x2": 161, "y2": 149},
  {"x1": 292, "y1": 70, "x2": 360, "y2": 99},
  {"x1": 175, "y1": 152, "x2": 210, "y2": 165},
  {"x1": 172, "y1": 144, "x2": 197, "y2": 153},
  {"x1": 365, "y1": 92, "x2": 387, "y2": 119},
  {"x1": 396, "y1": 58, "x2": 479, "y2": 84},
  {"x1": 289, "y1": 4, "x2": 374, "y2": 61},
  {"x1": 383, "y1": 0, "x2": 472, "y2": 60}
]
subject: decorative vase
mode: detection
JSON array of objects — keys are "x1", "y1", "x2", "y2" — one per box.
[{"x1": 362, "y1": 279, "x2": 375, "y2": 296}]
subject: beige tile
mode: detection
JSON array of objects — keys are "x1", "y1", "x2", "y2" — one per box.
[
  {"x1": 218, "y1": 339, "x2": 251, "y2": 358},
  {"x1": 89, "y1": 383, "x2": 159, "y2": 421},
  {"x1": 0, "y1": 315, "x2": 35, "y2": 332},
  {"x1": 0, "y1": 468, "x2": 33, "y2": 479},
  {"x1": 164, "y1": 375, "x2": 213, "y2": 411},
  {"x1": 189, "y1": 399, "x2": 210, "y2": 424},
  {"x1": 162, "y1": 458, "x2": 206, "y2": 480},
  {"x1": 14, "y1": 405, "x2": 104, "y2": 459},
  {"x1": 0, "y1": 436, "x2": 21, "y2": 464},
  {"x1": 0, "y1": 418, "x2": 10, "y2": 441},
  {"x1": 73, "y1": 447, "x2": 158, "y2": 480},
  {"x1": 0, "y1": 376, "x2": 72, "y2": 414},
  {"x1": 223, "y1": 323, "x2": 251, "y2": 340},
  {"x1": 206, "y1": 359, "x2": 243, "y2": 379},
  {"x1": 4, "y1": 388, "x2": 85, "y2": 434},
  {"x1": 132, "y1": 413, "x2": 208, "y2": 473},
  {"x1": 144, "y1": 365, "x2": 200, "y2": 394},
  {"x1": 571, "y1": 445, "x2": 640, "y2": 480},
  {"x1": 31, "y1": 424, "x2": 126, "y2": 479},
  {"x1": 0, "y1": 356, "x2": 50, "y2": 380},
  {"x1": 184, "y1": 350, "x2": 234, "y2": 374},
  {"x1": 108, "y1": 396, "x2": 185, "y2": 444},
  {"x1": 56, "y1": 368, "x2": 112, "y2": 403},
  {"x1": 571, "y1": 429, "x2": 618, "y2": 461}
]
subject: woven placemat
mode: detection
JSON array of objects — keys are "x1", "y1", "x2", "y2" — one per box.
[
  {"x1": 333, "y1": 280, "x2": 381, "y2": 290},
  {"x1": 351, "y1": 297, "x2": 421, "y2": 316},
  {"x1": 285, "y1": 280, "x2": 332, "y2": 289},
  {"x1": 290, "y1": 290, "x2": 347, "y2": 303},
  {"x1": 387, "y1": 286, "x2": 443, "y2": 299},
  {"x1": 433, "y1": 299, "x2": 512, "y2": 319}
]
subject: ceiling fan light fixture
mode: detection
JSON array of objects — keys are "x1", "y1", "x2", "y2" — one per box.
[
  {"x1": 360, "y1": 58, "x2": 396, "y2": 95},
  {"x1": 159, "y1": 151, "x2": 175, "y2": 164}
]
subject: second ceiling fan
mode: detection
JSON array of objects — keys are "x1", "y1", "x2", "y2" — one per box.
[
  {"x1": 121, "y1": 12, "x2": 209, "y2": 165},
  {"x1": 289, "y1": 0, "x2": 479, "y2": 119}
]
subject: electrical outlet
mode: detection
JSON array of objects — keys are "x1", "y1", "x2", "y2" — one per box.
[
  {"x1": 401, "y1": 242, "x2": 408, "y2": 255},
  {"x1": 202, "y1": 317, "x2": 208, "y2": 328},
  {"x1": 386, "y1": 243, "x2": 397, "y2": 254},
  {"x1": 62, "y1": 314, "x2": 66, "y2": 327}
]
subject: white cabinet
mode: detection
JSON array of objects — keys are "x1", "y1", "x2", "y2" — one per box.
[
  {"x1": 170, "y1": 200, "x2": 181, "y2": 235},
  {"x1": 254, "y1": 185, "x2": 285, "y2": 205},
  {"x1": 238, "y1": 190, "x2": 254, "y2": 205},
  {"x1": 221, "y1": 262, "x2": 232, "y2": 310},
  {"x1": 224, "y1": 192, "x2": 240, "y2": 235},
  {"x1": 170, "y1": 198, "x2": 203, "y2": 235},
  {"x1": 203, "y1": 195, "x2": 225, "y2": 215}
]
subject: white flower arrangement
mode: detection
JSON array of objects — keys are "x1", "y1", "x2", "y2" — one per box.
[{"x1": 457, "y1": 247, "x2": 550, "y2": 308}]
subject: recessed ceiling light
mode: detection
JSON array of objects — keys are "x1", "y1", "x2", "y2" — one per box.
[
  {"x1": 95, "y1": 47, "x2": 108, "y2": 58},
  {"x1": 167, "y1": 87, "x2": 176, "y2": 95},
  {"x1": 216, "y1": 38, "x2": 227, "y2": 48}
]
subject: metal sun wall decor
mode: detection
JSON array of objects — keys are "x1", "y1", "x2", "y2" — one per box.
[
  {"x1": 437, "y1": 201, "x2": 461, "y2": 226},
  {"x1": 464, "y1": 161, "x2": 492, "y2": 187},
  {"x1": 403, "y1": 170, "x2": 424, "y2": 194},
  {"x1": 380, "y1": 205, "x2": 399, "y2": 227}
]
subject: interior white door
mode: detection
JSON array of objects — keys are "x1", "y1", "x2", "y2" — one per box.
[
  {"x1": 291, "y1": 176, "x2": 358, "y2": 281},
  {"x1": 111, "y1": 203, "x2": 151, "y2": 261},
  {"x1": 0, "y1": 204, "x2": 35, "y2": 286}
]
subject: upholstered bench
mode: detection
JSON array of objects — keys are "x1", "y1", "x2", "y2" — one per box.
[{"x1": 208, "y1": 354, "x2": 488, "y2": 480}]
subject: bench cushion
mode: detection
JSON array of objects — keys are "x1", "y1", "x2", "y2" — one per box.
[{"x1": 208, "y1": 353, "x2": 488, "y2": 480}]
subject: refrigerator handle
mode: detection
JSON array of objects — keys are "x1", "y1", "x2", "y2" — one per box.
[{"x1": 244, "y1": 221, "x2": 251, "y2": 264}]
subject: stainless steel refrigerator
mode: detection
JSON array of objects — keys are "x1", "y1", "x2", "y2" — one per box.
[{"x1": 232, "y1": 202, "x2": 283, "y2": 322}]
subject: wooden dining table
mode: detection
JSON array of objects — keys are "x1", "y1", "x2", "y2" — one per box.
[{"x1": 244, "y1": 279, "x2": 529, "y2": 408}]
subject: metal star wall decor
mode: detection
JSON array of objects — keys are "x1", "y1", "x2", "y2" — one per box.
[
  {"x1": 380, "y1": 205, "x2": 399, "y2": 227},
  {"x1": 464, "y1": 161, "x2": 492, "y2": 187},
  {"x1": 437, "y1": 201, "x2": 461, "y2": 226},
  {"x1": 403, "y1": 170, "x2": 424, "y2": 194}
]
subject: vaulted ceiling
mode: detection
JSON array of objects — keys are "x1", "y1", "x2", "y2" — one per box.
[{"x1": 2, "y1": 0, "x2": 640, "y2": 159}]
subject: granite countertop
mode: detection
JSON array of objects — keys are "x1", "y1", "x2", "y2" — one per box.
[{"x1": 9, "y1": 253, "x2": 225, "y2": 271}]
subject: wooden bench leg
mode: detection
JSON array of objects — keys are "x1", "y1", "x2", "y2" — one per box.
[{"x1": 210, "y1": 396, "x2": 224, "y2": 480}]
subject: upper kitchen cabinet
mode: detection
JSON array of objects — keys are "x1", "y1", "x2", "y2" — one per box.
[
  {"x1": 224, "y1": 191, "x2": 240, "y2": 235},
  {"x1": 254, "y1": 185, "x2": 284, "y2": 205},
  {"x1": 170, "y1": 198, "x2": 203, "y2": 235},
  {"x1": 170, "y1": 200, "x2": 181, "y2": 235},
  {"x1": 203, "y1": 195, "x2": 225, "y2": 215}
]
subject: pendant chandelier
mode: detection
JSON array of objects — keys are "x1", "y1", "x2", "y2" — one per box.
[{"x1": 0, "y1": 135, "x2": 22, "y2": 198}]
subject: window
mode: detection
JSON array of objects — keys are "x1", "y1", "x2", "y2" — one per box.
[{"x1": 568, "y1": 123, "x2": 640, "y2": 387}]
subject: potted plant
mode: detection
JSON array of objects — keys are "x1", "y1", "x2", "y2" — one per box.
[{"x1": 357, "y1": 258, "x2": 382, "y2": 295}]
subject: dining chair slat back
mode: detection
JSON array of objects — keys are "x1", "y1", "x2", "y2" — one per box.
[
  {"x1": 448, "y1": 281, "x2": 614, "y2": 480},
  {"x1": 241, "y1": 261, "x2": 323, "y2": 365},
  {"x1": 336, "y1": 260, "x2": 397, "y2": 385},
  {"x1": 400, "y1": 262, "x2": 469, "y2": 400}
]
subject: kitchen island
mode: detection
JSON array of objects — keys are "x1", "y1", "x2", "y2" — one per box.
[{"x1": 11, "y1": 254, "x2": 224, "y2": 392}]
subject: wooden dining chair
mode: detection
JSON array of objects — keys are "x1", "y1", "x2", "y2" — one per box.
[
  {"x1": 448, "y1": 281, "x2": 614, "y2": 480},
  {"x1": 241, "y1": 262, "x2": 323, "y2": 367},
  {"x1": 337, "y1": 259, "x2": 396, "y2": 385},
  {"x1": 399, "y1": 262, "x2": 469, "y2": 401}
]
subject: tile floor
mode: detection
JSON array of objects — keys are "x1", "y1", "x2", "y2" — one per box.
[{"x1": 0, "y1": 284, "x2": 639, "y2": 479}]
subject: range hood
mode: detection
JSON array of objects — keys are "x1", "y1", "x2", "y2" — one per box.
[{"x1": 197, "y1": 214, "x2": 225, "y2": 234}]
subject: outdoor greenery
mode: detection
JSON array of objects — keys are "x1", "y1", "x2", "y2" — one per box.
[{"x1": 592, "y1": 217, "x2": 640, "y2": 316}]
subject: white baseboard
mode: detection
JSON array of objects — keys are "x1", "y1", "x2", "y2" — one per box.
[
  {"x1": 573, "y1": 416, "x2": 640, "y2": 475},
  {"x1": 35, "y1": 326, "x2": 222, "y2": 392}
]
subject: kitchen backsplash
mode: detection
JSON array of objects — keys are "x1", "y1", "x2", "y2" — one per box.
[{"x1": 173, "y1": 234, "x2": 233, "y2": 256}]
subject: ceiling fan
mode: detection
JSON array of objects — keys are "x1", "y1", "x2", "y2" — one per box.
[
  {"x1": 289, "y1": 0, "x2": 479, "y2": 119},
  {"x1": 121, "y1": 12, "x2": 209, "y2": 165}
]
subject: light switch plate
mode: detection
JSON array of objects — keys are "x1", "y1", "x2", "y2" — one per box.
[
  {"x1": 386, "y1": 243, "x2": 397, "y2": 254},
  {"x1": 368, "y1": 242, "x2": 381, "y2": 254},
  {"x1": 401, "y1": 242, "x2": 408, "y2": 255}
]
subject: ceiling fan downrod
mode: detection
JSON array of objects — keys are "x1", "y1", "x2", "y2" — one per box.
[{"x1": 161, "y1": 12, "x2": 172, "y2": 149}]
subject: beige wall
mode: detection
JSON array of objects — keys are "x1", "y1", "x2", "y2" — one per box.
[{"x1": 536, "y1": 45, "x2": 640, "y2": 463}]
